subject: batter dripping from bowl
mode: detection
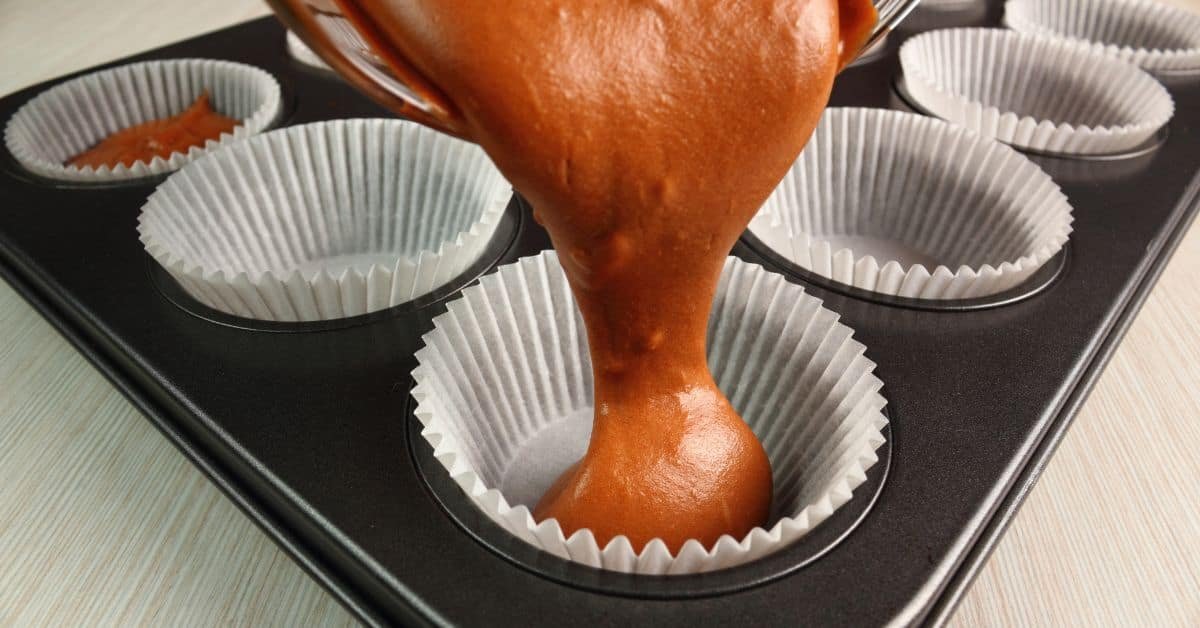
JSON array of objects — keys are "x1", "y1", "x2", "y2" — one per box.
[{"x1": 280, "y1": 0, "x2": 876, "y2": 552}]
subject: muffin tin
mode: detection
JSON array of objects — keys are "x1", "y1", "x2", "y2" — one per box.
[{"x1": 1, "y1": 3, "x2": 1198, "y2": 625}]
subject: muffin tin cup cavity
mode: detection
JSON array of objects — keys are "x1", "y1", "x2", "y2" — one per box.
[
  {"x1": 1004, "y1": 0, "x2": 1200, "y2": 73},
  {"x1": 412, "y1": 251, "x2": 888, "y2": 575},
  {"x1": 750, "y1": 108, "x2": 1073, "y2": 301},
  {"x1": 4, "y1": 59, "x2": 281, "y2": 183},
  {"x1": 899, "y1": 28, "x2": 1175, "y2": 155},
  {"x1": 138, "y1": 119, "x2": 511, "y2": 323}
]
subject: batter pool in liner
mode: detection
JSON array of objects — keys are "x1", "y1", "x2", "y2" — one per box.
[
  {"x1": 413, "y1": 252, "x2": 888, "y2": 574},
  {"x1": 68, "y1": 92, "x2": 237, "y2": 170},
  {"x1": 3, "y1": 58, "x2": 281, "y2": 182}
]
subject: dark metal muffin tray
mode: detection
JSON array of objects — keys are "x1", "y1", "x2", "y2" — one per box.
[{"x1": 2, "y1": 2, "x2": 1198, "y2": 625}]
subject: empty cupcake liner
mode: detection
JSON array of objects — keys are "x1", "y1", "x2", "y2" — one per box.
[
  {"x1": 899, "y1": 28, "x2": 1175, "y2": 155},
  {"x1": 286, "y1": 31, "x2": 332, "y2": 71},
  {"x1": 902, "y1": 1, "x2": 991, "y2": 33},
  {"x1": 412, "y1": 251, "x2": 888, "y2": 574},
  {"x1": 4, "y1": 59, "x2": 281, "y2": 183},
  {"x1": 138, "y1": 119, "x2": 511, "y2": 322},
  {"x1": 749, "y1": 108, "x2": 1074, "y2": 300},
  {"x1": 920, "y1": 0, "x2": 984, "y2": 9},
  {"x1": 1005, "y1": 0, "x2": 1200, "y2": 73}
]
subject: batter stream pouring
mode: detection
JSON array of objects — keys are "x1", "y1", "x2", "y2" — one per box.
[{"x1": 270, "y1": 0, "x2": 880, "y2": 553}]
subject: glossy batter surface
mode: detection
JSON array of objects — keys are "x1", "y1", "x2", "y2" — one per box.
[
  {"x1": 345, "y1": 0, "x2": 874, "y2": 551},
  {"x1": 68, "y1": 93, "x2": 237, "y2": 169}
]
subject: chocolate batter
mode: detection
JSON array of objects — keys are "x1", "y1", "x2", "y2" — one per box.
[
  {"x1": 341, "y1": 0, "x2": 875, "y2": 551},
  {"x1": 68, "y1": 92, "x2": 237, "y2": 169}
]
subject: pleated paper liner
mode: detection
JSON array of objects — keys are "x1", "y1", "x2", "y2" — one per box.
[
  {"x1": 4, "y1": 59, "x2": 281, "y2": 183},
  {"x1": 412, "y1": 251, "x2": 888, "y2": 575},
  {"x1": 1005, "y1": 0, "x2": 1200, "y2": 73},
  {"x1": 901, "y1": 0, "x2": 989, "y2": 34},
  {"x1": 899, "y1": 28, "x2": 1175, "y2": 155},
  {"x1": 919, "y1": 0, "x2": 984, "y2": 10},
  {"x1": 287, "y1": 31, "x2": 332, "y2": 71},
  {"x1": 749, "y1": 108, "x2": 1073, "y2": 302},
  {"x1": 138, "y1": 119, "x2": 511, "y2": 323}
]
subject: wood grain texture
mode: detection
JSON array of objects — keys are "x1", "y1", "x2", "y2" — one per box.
[
  {"x1": 0, "y1": 1, "x2": 1197, "y2": 626},
  {"x1": 0, "y1": 4, "x2": 355, "y2": 626}
]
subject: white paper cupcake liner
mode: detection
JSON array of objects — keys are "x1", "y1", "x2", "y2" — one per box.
[
  {"x1": 902, "y1": 1, "x2": 990, "y2": 33},
  {"x1": 4, "y1": 59, "x2": 281, "y2": 183},
  {"x1": 138, "y1": 119, "x2": 511, "y2": 322},
  {"x1": 920, "y1": 0, "x2": 984, "y2": 8},
  {"x1": 287, "y1": 31, "x2": 332, "y2": 71},
  {"x1": 899, "y1": 28, "x2": 1175, "y2": 155},
  {"x1": 750, "y1": 108, "x2": 1073, "y2": 300},
  {"x1": 412, "y1": 251, "x2": 888, "y2": 574},
  {"x1": 1005, "y1": 0, "x2": 1200, "y2": 72}
]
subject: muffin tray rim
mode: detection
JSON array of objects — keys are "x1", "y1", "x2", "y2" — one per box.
[{"x1": 2, "y1": 7, "x2": 1200, "y2": 627}]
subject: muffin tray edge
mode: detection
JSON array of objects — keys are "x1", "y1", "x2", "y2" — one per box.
[{"x1": 2, "y1": 7, "x2": 1200, "y2": 627}]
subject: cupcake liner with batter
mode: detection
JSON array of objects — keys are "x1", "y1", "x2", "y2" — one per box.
[
  {"x1": 412, "y1": 251, "x2": 888, "y2": 574},
  {"x1": 4, "y1": 58, "x2": 281, "y2": 183},
  {"x1": 750, "y1": 107, "x2": 1073, "y2": 300},
  {"x1": 138, "y1": 118, "x2": 511, "y2": 322}
]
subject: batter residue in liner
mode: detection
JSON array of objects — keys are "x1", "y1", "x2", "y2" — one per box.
[
  {"x1": 341, "y1": 0, "x2": 875, "y2": 552},
  {"x1": 68, "y1": 92, "x2": 237, "y2": 169}
]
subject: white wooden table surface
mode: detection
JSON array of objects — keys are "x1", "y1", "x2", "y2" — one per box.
[{"x1": 1, "y1": 1, "x2": 1198, "y2": 626}]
